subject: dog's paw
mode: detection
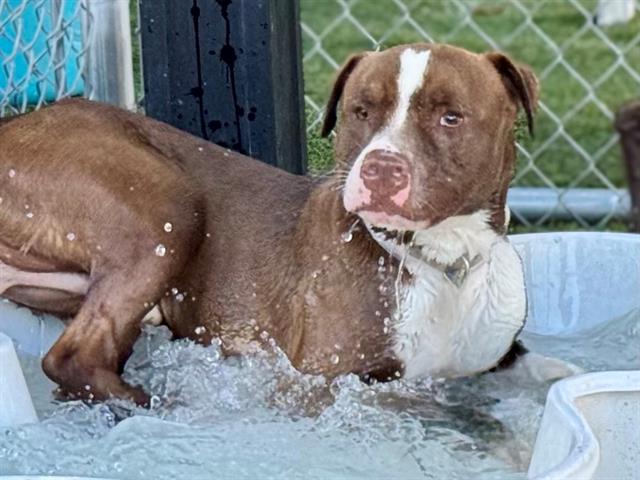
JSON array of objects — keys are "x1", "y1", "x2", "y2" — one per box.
[{"x1": 515, "y1": 352, "x2": 584, "y2": 383}]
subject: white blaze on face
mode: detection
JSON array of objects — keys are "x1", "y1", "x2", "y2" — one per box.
[
  {"x1": 389, "y1": 48, "x2": 431, "y2": 132},
  {"x1": 343, "y1": 48, "x2": 432, "y2": 222}
]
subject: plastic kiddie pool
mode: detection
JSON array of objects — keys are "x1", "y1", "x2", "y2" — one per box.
[{"x1": 1, "y1": 232, "x2": 639, "y2": 480}]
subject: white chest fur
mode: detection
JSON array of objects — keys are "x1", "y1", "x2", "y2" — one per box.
[{"x1": 371, "y1": 210, "x2": 527, "y2": 379}]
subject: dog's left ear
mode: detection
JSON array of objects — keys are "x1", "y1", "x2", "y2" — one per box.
[
  {"x1": 486, "y1": 53, "x2": 539, "y2": 136},
  {"x1": 321, "y1": 53, "x2": 367, "y2": 137}
]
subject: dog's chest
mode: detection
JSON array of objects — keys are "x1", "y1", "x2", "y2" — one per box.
[{"x1": 392, "y1": 240, "x2": 526, "y2": 378}]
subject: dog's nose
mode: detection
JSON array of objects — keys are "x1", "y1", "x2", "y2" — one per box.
[{"x1": 360, "y1": 150, "x2": 411, "y2": 197}]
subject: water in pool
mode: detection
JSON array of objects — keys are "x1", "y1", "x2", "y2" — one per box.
[{"x1": 1, "y1": 309, "x2": 638, "y2": 479}]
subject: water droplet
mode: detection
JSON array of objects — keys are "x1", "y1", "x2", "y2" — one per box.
[
  {"x1": 194, "y1": 326, "x2": 206, "y2": 335},
  {"x1": 321, "y1": 254, "x2": 329, "y2": 261},
  {"x1": 375, "y1": 310, "x2": 381, "y2": 317},
  {"x1": 164, "y1": 222, "x2": 173, "y2": 233},
  {"x1": 84, "y1": 384, "x2": 91, "y2": 391},
  {"x1": 383, "y1": 317, "x2": 391, "y2": 326},
  {"x1": 198, "y1": 147, "x2": 204, "y2": 152},
  {"x1": 24, "y1": 204, "x2": 29, "y2": 210},
  {"x1": 340, "y1": 231, "x2": 353, "y2": 243},
  {"x1": 378, "y1": 256, "x2": 385, "y2": 266},
  {"x1": 176, "y1": 293, "x2": 185, "y2": 302},
  {"x1": 171, "y1": 287, "x2": 179, "y2": 295},
  {"x1": 155, "y1": 244, "x2": 167, "y2": 256},
  {"x1": 25, "y1": 212, "x2": 34, "y2": 219},
  {"x1": 8, "y1": 169, "x2": 15, "y2": 178},
  {"x1": 330, "y1": 353, "x2": 340, "y2": 364},
  {"x1": 66, "y1": 233, "x2": 76, "y2": 241},
  {"x1": 383, "y1": 326, "x2": 389, "y2": 334},
  {"x1": 260, "y1": 330, "x2": 269, "y2": 340},
  {"x1": 358, "y1": 353, "x2": 365, "y2": 360}
]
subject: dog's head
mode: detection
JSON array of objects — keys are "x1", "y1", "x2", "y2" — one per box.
[{"x1": 322, "y1": 43, "x2": 538, "y2": 234}]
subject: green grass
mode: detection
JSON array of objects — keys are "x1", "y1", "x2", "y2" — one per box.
[{"x1": 300, "y1": 0, "x2": 639, "y2": 231}]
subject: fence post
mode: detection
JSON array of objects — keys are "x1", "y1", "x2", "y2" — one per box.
[
  {"x1": 616, "y1": 100, "x2": 640, "y2": 232},
  {"x1": 83, "y1": 0, "x2": 135, "y2": 110},
  {"x1": 138, "y1": 0, "x2": 307, "y2": 174}
]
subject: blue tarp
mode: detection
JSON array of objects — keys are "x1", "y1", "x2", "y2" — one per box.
[{"x1": 0, "y1": 0, "x2": 85, "y2": 106}]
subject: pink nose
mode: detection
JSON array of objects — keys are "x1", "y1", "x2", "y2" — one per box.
[{"x1": 360, "y1": 150, "x2": 411, "y2": 198}]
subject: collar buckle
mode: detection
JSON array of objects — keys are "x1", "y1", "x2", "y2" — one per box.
[{"x1": 443, "y1": 255, "x2": 471, "y2": 288}]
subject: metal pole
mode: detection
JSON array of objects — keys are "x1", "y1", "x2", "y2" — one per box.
[
  {"x1": 82, "y1": 0, "x2": 135, "y2": 110},
  {"x1": 615, "y1": 100, "x2": 640, "y2": 232},
  {"x1": 51, "y1": 0, "x2": 67, "y2": 101},
  {"x1": 508, "y1": 187, "x2": 630, "y2": 223}
]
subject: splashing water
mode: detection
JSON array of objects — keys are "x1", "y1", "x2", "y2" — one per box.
[{"x1": 2, "y1": 309, "x2": 638, "y2": 480}]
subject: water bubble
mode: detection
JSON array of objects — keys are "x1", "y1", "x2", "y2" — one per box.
[
  {"x1": 330, "y1": 353, "x2": 340, "y2": 365},
  {"x1": 8, "y1": 169, "x2": 15, "y2": 178},
  {"x1": 66, "y1": 233, "x2": 76, "y2": 241},
  {"x1": 198, "y1": 147, "x2": 204, "y2": 152},
  {"x1": 176, "y1": 293, "x2": 185, "y2": 302},
  {"x1": 154, "y1": 244, "x2": 167, "y2": 257},
  {"x1": 321, "y1": 254, "x2": 329, "y2": 261},
  {"x1": 340, "y1": 231, "x2": 353, "y2": 243},
  {"x1": 383, "y1": 326, "x2": 389, "y2": 334},
  {"x1": 358, "y1": 353, "x2": 365, "y2": 360},
  {"x1": 383, "y1": 317, "x2": 391, "y2": 326},
  {"x1": 194, "y1": 326, "x2": 206, "y2": 335},
  {"x1": 164, "y1": 222, "x2": 173, "y2": 233},
  {"x1": 25, "y1": 212, "x2": 34, "y2": 219},
  {"x1": 171, "y1": 287, "x2": 179, "y2": 295},
  {"x1": 378, "y1": 256, "x2": 385, "y2": 266},
  {"x1": 260, "y1": 331, "x2": 270, "y2": 340}
]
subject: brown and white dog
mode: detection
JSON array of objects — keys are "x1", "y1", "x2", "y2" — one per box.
[{"x1": 0, "y1": 43, "x2": 537, "y2": 405}]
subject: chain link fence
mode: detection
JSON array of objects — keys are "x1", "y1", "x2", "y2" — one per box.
[
  {"x1": 2, "y1": 1, "x2": 637, "y2": 229},
  {"x1": 301, "y1": 0, "x2": 640, "y2": 228},
  {"x1": 0, "y1": 0, "x2": 91, "y2": 116}
]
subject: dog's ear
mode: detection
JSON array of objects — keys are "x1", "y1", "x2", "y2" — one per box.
[
  {"x1": 321, "y1": 53, "x2": 367, "y2": 137},
  {"x1": 486, "y1": 52, "x2": 539, "y2": 136}
]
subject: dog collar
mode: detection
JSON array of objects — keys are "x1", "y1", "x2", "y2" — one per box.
[{"x1": 364, "y1": 223, "x2": 483, "y2": 288}]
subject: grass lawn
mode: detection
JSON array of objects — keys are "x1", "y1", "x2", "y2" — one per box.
[{"x1": 300, "y1": 0, "x2": 639, "y2": 230}]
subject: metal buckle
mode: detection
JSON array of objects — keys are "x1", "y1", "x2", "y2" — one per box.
[{"x1": 444, "y1": 254, "x2": 471, "y2": 288}]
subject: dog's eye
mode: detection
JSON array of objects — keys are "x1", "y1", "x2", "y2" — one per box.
[
  {"x1": 439, "y1": 112, "x2": 463, "y2": 128},
  {"x1": 354, "y1": 106, "x2": 369, "y2": 121}
]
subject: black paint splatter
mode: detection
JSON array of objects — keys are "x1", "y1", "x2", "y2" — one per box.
[
  {"x1": 216, "y1": 0, "x2": 243, "y2": 152},
  {"x1": 190, "y1": 1, "x2": 209, "y2": 140}
]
